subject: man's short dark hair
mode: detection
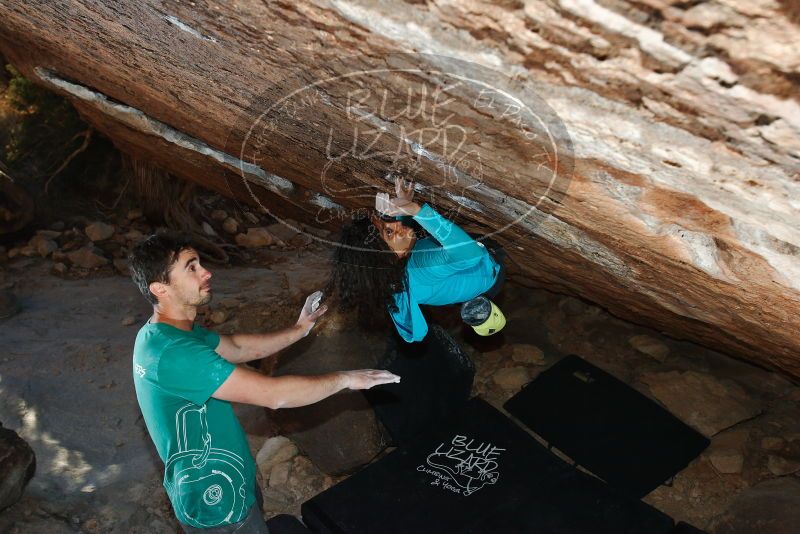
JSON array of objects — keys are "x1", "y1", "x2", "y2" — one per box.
[{"x1": 128, "y1": 231, "x2": 194, "y2": 305}]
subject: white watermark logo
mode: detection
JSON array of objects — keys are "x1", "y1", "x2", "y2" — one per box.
[{"x1": 225, "y1": 53, "x2": 573, "y2": 253}]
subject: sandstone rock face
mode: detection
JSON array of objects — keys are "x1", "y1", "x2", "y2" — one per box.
[
  {"x1": 0, "y1": 423, "x2": 36, "y2": 511},
  {"x1": 0, "y1": 1, "x2": 798, "y2": 375}
]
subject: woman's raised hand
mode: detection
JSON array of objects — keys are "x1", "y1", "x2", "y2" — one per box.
[{"x1": 375, "y1": 178, "x2": 420, "y2": 217}]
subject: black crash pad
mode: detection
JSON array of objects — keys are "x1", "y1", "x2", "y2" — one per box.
[
  {"x1": 266, "y1": 514, "x2": 312, "y2": 533},
  {"x1": 366, "y1": 325, "x2": 474, "y2": 447},
  {"x1": 302, "y1": 397, "x2": 673, "y2": 534},
  {"x1": 504, "y1": 355, "x2": 710, "y2": 498},
  {"x1": 673, "y1": 522, "x2": 708, "y2": 534}
]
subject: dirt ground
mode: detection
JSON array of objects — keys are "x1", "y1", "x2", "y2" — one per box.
[{"x1": 1, "y1": 243, "x2": 799, "y2": 533}]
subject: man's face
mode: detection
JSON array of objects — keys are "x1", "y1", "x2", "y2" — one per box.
[
  {"x1": 162, "y1": 249, "x2": 213, "y2": 307},
  {"x1": 374, "y1": 219, "x2": 417, "y2": 258}
]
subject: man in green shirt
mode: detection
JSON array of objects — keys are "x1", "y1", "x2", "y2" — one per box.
[{"x1": 129, "y1": 232, "x2": 399, "y2": 532}]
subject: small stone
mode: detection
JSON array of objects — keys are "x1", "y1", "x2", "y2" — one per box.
[
  {"x1": 121, "y1": 315, "x2": 136, "y2": 326},
  {"x1": 35, "y1": 239, "x2": 57, "y2": 258},
  {"x1": 235, "y1": 227, "x2": 274, "y2": 248},
  {"x1": 510, "y1": 344, "x2": 546, "y2": 365},
  {"x1": 18, "y1": 245, "x2": 36, "y2": 257},
  {"x1": 267, "y1": 222, "x2": 301, "y2": 243},
  {"x1": 708, "y1": 449, "x2": 743, "y2": 474},
  {"x1": 269, "y1": 461, "x2": 291, "y2": 487},
  {"x1": 762, "y1": 437, "x2": 785, "y2": 451},
  {"x1": 640, "y1": 371, "x2": 762, "y2": 436},
  {"x1": 256, "y1": 436, "x2": 299, "y2": 477},
  {"x1": 492, "y1": 367, "x2": 531, "y2": 392},
  {"x1": 51, "y1": 250, "x2": 67, "y2": 263},
  {"x1": 36, "y1": 229, "x2": 62, "y2": 239},
  {"x1": 767, "y1": 455, "x2": 800, "y2": 476},
  {"x1": 51, "y1": 262, "x2": 68, "y2": 275},
  {"x1": 84, "y1": 222, "x2": 115, "y2": 242},
  {"x1": 0, "y1": 290, "x2": 21, "y2": 319},
  {"x1": 127, "y1": 208, "x2": 143, "y2": 220},
  {"x1": 51, "y1": 221, "x2": 66, "y2": 231},
  {"x1": 125, "y1": 229, "x2": 144, "y2": 241},
  {"x1": 210, "y1": 310, "x2": 228, "y2": 324},
  {"x1": 201, "y1": 221, "x2": 217, "y2": 236},
  {"x1": 113, "y1": 258, "x2": 129, "y2": 275},
  {"x1": 222, "y1": 217, "x2": 238, "y2": 234},
  {"x1": 243, "y1": 211, "x2": 260, "y2": 224},
  {"x1": 211, "y1": 209, "x2": 228, "y2": 221},
  {"x1": 7, "y1": 247, "x2": 19, "y2": 259},
  {"x1": 289, "y1": 233, "x2": 313, "y2": 247},
  {"x1": 629, "y1": 335, "x2": 670, "y2": 362},
  {"x1": 67, "y1": 246, "x2": 109, "y2": 269}
]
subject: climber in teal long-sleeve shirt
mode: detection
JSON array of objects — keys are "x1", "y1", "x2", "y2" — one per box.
[{"x1": 329, "y1": 178, "x2": 506, "y2": 342}]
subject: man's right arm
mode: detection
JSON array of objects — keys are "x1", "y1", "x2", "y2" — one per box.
[{"x1": 212, "y1": 366, "x2": 400, "y2": 409}]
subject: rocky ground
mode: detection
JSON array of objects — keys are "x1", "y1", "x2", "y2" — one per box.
[{"x1": 1, "y1": 212, "x2": 799, "y2": 533}]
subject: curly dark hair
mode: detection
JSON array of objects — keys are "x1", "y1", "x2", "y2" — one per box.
[{"x1": 327, "y1": 216, "x2": 409, "y2": 329}]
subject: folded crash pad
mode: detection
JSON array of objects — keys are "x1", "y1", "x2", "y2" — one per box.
[
  {"x1": 504, "y1": 355, "x2": 710, "y2": 498},
  {"x1": 302, "y1": 397, "x2": 673, "y2": 534}
]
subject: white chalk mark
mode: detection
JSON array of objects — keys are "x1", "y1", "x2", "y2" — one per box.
[{"x1": 164, "y1": 15, "x2": 218, "y2": 42}]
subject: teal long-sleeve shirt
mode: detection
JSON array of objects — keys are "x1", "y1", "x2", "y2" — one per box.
[{"x1": 389, "y1": 203, "x2": 500, "y2": 342}]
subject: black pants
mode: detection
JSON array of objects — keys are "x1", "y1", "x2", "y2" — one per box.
[{"x1": 478, "y1": 236, "x2": 506, "y2": 300}]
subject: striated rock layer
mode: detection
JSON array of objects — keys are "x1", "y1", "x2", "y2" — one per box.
[{"x1": 0, "y1": 1, "x2": 798, "y2": 375}]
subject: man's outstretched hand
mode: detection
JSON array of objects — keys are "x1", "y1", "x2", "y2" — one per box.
[
  {"x1": 297, "y1": 290, "x2": 328, "y2": 336},
  {"x1": 342, "y1": 369, "x2": 401, "y2": 390}
]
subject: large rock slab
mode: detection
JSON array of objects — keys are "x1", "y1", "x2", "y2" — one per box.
[
  {"x1": 0, "y1": 422, "x2": 36, "y2": 511},
  {"x1": 271, "y1": 327, "x2": 388, "y2": 475},
  {"x1": 640, "y1": 371, "x2": 762, "y2": 437},
  {"x1": 710, "y1": 477, "x2": 800, "y2": 534},
  {"x1": 0, "y1": 1, "x2": 798, "y2": 377}
]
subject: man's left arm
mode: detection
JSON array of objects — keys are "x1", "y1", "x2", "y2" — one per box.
[{"x1": 216, "y1": 291, "x2": 327, "y2": 364}]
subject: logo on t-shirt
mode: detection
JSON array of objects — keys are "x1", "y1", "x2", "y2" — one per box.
[
  {"x1": 134, "y1": 364, "x2": 146, "y2": 378},
  {"x1": 417, "y1": 434, "x2": 505, "y2": 496}
]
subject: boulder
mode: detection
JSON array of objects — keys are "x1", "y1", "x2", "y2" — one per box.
[
  {"x1": 3, "y1": 0, "x2": 800, "y2": 378},
  {"x1": 270, "y1": 327, "x2": 388, "y2": 475},
  {"x1": 0, "y1": 422, "x2": 36, "y2": 511}
]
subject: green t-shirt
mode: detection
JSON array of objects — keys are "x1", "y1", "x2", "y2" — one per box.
[{"x1": 132, "y1": 321, "x2": 256, "y2": 528}]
